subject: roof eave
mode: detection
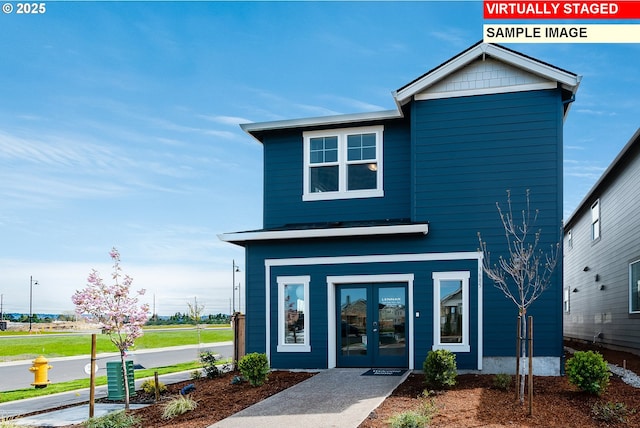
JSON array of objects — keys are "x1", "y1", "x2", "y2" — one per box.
[
  {"x1": 564, "y1": 127, "x2": 640, "y2": 230},
  {"x1": 218, "y1": 223, "x2": 429, "y2": 244},
  {"x1": 240, "y1": 109, "x2": 403, "y2": 143}
]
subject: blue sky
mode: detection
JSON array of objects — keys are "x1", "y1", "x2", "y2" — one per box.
[{"x1": 1, "y1": 1, "x2": 638, "y2": 316}]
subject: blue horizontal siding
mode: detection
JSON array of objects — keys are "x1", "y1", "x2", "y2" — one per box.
[
  {"x1": 262, "y1": 120, "x2": 411, "y2": 228},
  {"x1": 244, "y1": 88, "x2": 565, "y2": 368}
]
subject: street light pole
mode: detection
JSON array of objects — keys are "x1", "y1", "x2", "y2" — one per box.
[
  {"x1": 232, "y1": 260, "x2": 240, "y2": 314},
  {"x1": 29, "y1": 276, "x2": 39, "y2": 332}
]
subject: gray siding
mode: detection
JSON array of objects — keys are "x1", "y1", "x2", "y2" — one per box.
[{"x1": 564, "y1": 141, "x2": 640, "y2": 352}]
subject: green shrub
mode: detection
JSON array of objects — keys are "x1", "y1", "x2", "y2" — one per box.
[
  {"x1": 493, "y1": 373, "x2": 512, "y2": 391},
  {"x1": 565, "y1": 350, "x2": 610, "y2": 395},
  {"x1": 237, "y1": 352, "x2": 270, "y2": 386},
  {"x1": 200, "y1": 351, "x2": 222, "y2": 379},
  {"x1": 140, "y1": 379, "x2": 167, "y2": 395},
  {"x1": 190, "y1": 369, "x2": 203, "y2": 380},
  {"x1": 83, "y1": 410, "x2": 140, "y2": 428},
  {"x1": 388, "y1": 391, "x2": 437, "y2": 428},
  {"x1": 591, "y1": 401, "x2": 630, "y2": 423},
  {"x1": 423, "y1": 349, "x2": 457, "y2": 390},
  {"x1": 161, "y1": 395, "x2": 198, "y2": 420}
]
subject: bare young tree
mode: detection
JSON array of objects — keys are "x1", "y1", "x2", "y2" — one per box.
[
  {"x1": 187, "y1": 296, "x2": 205, "y2": 348},
  {"x1": 478, "y1": 189, "x2": 559, "y2": 403}
]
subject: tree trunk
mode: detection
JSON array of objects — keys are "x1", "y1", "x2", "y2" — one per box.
[
  {"x1": 121, "y1": 350, "x2": 130, "y2": 410},
  {"x1": 519, "y1": 311, "x2": 527, "y2": 404}
]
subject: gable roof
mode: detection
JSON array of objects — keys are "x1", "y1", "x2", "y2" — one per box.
[
  {"x1": 564, "y1": 128, "x2": 640, "y2": 231},
  {"x1": 393, "y1": 41, "x2": 580, "y2": 114},
  {"x1": 241, "y1": 42, "x2": 581, "y2": 142}
]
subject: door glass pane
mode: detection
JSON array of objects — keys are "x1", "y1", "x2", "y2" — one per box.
[
  {"x1": 377, "y1": 288, "x2": 405, "y2": 356},
  {"x1": 340, "y1": 288, "x2": 367, "y2": 356},
  {"x1": 440, "y1": 280, "x2": 463, "y2": 343}
]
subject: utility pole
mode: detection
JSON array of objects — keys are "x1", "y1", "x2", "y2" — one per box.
[{"x1": 29, "y1": 276, "x2": 39, "y2": 332}]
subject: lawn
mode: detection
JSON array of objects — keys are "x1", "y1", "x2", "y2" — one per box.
[
  {"x1": 0, "y1": 328, "x2": 233, "y2": 361},
  {"x1": 0, "y1": 360, "x2": 208, "y2": 403}
]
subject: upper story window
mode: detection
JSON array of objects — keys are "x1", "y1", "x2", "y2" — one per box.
[
  {"x1": 567, "y1": 229, "x2": 573, "y2": 249},
  {"x1": 591, "y1": 200, "x2": 600, "y2": 241},
  {"x1": 303, "y1": 126, "x2": 384, "y2": 201}
]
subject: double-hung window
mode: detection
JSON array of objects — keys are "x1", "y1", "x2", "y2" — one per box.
[
  {"x1": 303, "y1": 125, "x2": 383, "y2": 201},
  {"x1": 432, "y1": 271, "x2": 470, "y2": 352},
  {"x1": 630, "y1": 260, "x2": 640, "y2": 313},
  {"x1": 277, "y1": 276, "x2": 311, "y2": 352}
]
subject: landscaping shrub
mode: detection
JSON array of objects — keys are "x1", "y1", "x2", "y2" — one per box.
[
  {"x1": 591, "y1": 401, "x2": 630, "y2": 423},
  {"x1": 493, "y1": 373, "x2": 512, "y2": 391},
  {"x1": 200, "y1": 351, "x2": 222, "y2": 379},
  {"x1": 190, "y1": 369, "x2": 203, "y2": 380},
  {"x1": 388, "y1": 391, "x2": 437, "y2": 428},
  {"x1": 565, "y1": 350, "x2": 610, "y2": 395},
  {"x1": 161, "y1": 395, "x2": 198, "y2": 420},
  {"x1": 423, "y1": 349, "x2": 457, "y2": 390},
  {"x1": 140, "y1": 379, "x2": 167, "y2": 395},
  {"x1": 237, "y1": 352, "x2": 270, "y2": 386},
  {"x1": 83, "y1": 410, "x2": 140, "y2": 428}
]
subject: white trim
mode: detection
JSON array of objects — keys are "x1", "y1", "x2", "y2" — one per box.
[
  {"x1": 432, "y1": 271, "x2": 471, "y2": 353},
  {"x1": 327, "y1": 274, "x2": 415, "y2": 369},
  {"x1": 394, "y1": 43, "x2": 579, "y2": 105},
  {"x1": 240, "y1": 110, "x2": 401, "y2": 136},
  {"x1": 277, "y1": 276, "x2": 311, "y2": 353},
  {"x1": 263, "y1": 251, "x2": 483, "y2": 369},
  {"x1": 218, "y1": 223, "x2": 429, "y2": 243},
  {"x1": 414, "y1": 81, "x2": 557, "y2": 101},
  {"x1": 303, "y1": 125, "x2": 384, "y2": 201}
]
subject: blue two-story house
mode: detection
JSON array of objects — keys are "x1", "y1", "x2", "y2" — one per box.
[{"x1": 220, "y1": 42, "x2": 580, "y2": 375}]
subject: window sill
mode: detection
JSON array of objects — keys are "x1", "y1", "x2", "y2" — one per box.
[
  {"x1": 303, "y1": 189, "x2": 384, "y2": 202},
  {"x1": 432, "y1": 344, "x2": 470, "y2": 353},
  {"x1": 277, "y1": 344, "x2": 312, "y2": 353}
]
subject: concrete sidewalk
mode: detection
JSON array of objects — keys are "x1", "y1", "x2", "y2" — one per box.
[{"x1": 210, "y1": 368, "x2": 409, "y2": 428}]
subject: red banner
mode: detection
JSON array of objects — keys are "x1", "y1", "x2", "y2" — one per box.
[{"x1": 484, "y1": 1, "x2": 640, "y2": 19}]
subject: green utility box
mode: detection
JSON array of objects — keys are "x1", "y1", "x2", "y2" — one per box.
[{"x1": 106, "y1": 360, "x2": 136, "y2": 400}]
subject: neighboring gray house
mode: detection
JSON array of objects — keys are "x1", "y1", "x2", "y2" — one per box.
[{"x1": 564, "y1": 128, "x2": 640, "y2": 353}]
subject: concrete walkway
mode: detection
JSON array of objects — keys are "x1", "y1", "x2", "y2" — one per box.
[
  {"x1": 3, "y1": 368, "x2": 408, "y2": 427},
  {"x1": 210, "y1": 368, "x2": 409, "y2": 428}
]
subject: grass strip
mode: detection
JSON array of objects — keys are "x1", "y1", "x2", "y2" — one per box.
[
  {"x1": 0, "y1": 329, "x2": 233, "y2": 360},
  {"x1": 0, "y1": 361, "x2": 206, "y2": 403}
]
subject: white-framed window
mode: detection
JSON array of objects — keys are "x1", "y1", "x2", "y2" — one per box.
[
  {"x1": 567, "y1": 229, "x2": 573, "y2": 249},
  {"x1": 591, "y1": 200, "x2": 600, "y2": 241},
  {"x1": 277, "y1": 276, "x2": 311, "y2": 352},
  {"x1": 629, "y1": 260, "x2": 640, "y2": 314},
  {"x1": 303, "y1": 125, "x2": 384, "y2": 201},
  {"x1": 564, "y1": 287, "x2": 570, "y2": 313},
  {"x1": 433, "y1": 271, "x2": 470, "y2": 352}
]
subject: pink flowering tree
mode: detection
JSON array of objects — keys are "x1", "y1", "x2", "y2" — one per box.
[{"x1": 72, "y1": 247, "x2": 149, "y2": 409}]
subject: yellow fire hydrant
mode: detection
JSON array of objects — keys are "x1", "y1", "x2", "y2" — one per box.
[{"x1": 29, "y1": 355, "x2": 52, "y2": 388}]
